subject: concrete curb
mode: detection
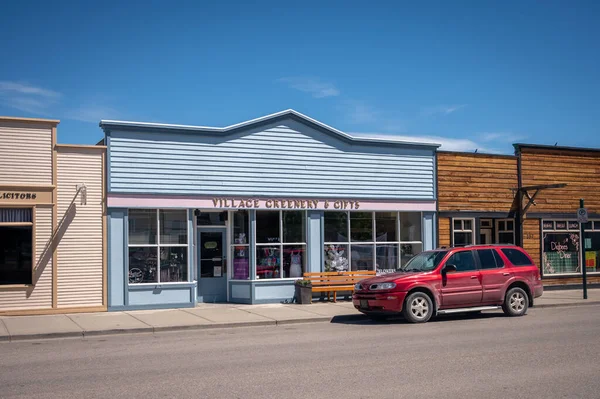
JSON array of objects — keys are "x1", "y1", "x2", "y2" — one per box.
[{"x1": 3, "y1": 300, "x2": 600, "y2": 342}]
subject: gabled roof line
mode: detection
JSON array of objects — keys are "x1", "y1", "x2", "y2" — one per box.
[{"x1": 99, "y1": 109, "x2": 440, "y2": 149}]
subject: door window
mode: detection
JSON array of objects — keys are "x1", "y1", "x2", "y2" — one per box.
[
  {"x1": 200, "y1": 232, "x2": 224, "y2": 278},
  {"x1": 446, "y1": 251, "x2": 477, "y2": 272},
  {"x1": 477, "y1": 249, "x2": 503, "y2": 269}
]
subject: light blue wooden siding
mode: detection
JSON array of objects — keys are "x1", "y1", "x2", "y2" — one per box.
[
  {"x1": 108, "y1": 119, "x2": 435, "y2": 199},
  {"x1": 108, "y1": 209, "x2": 125, "y2": 308}
]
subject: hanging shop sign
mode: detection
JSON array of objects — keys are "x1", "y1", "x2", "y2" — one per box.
[{"x1": 211, "y1": 198, "x2": 361, "y2": 210}]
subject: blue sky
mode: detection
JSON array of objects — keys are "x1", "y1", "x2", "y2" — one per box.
[{"x1": 0, "y1": 1, "x2": 599, "y2": 153}]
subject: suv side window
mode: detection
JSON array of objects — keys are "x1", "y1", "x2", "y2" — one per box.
[
  {"x1": 477, "y1": 249, "x2": 503, "y2": 269},
  {"x1": 446, "y1": 251, "x2": 477, "y2": 272},
  {"x1": 501, "y1": 248, "x2": 532, "y2": 266}
]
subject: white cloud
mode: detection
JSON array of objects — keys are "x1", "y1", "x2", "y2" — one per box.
[
  {"x1": 65, "y1": 105, "x2": 120, "y2": 123},
  {"x1": 479, "y1": 132, "x2": 524, "y2": 143},
  {"x1": 0, "y1": 81, "x2": 61, "y2": 114},
  {"x1": 340, "y1": 100, "x2": 382, "y2": 124},
  {"x1": 277, "y1": 77, "x2": 340, "y2": 98},
  {"x1": 350, "y1": 132, "x2": 498, "y2": 153},
  {"x1": 420, "y1": 104, "x2": 467, "y2": 117}
]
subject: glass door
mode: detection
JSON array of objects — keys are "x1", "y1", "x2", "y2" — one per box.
[{"x1": 197, "y1": 228, "x2": 227, "y2": 303}]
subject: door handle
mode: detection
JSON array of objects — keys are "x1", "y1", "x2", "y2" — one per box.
[
  {"x1": 470, "y1": 276, "x2": 478, "y2": 279},
  {"x1": 502, "y1": 273, "x2": 510, "y2": 276}
]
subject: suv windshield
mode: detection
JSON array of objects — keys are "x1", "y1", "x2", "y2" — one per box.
[{"x1": 402, "y1": 251, "x2": 448, "y2": 272}]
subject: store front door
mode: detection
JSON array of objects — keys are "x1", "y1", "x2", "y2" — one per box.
[{"x1": 197, "y1": 229, "x2": 227, "y2": 303}]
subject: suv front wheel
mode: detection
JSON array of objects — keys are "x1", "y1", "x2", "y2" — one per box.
[
  {"x1": 403, "y1": 292, "x2": 433, "y2": 323},
  {"x1": 502, "y1": 287, "x2": 529, "y2": 317}
]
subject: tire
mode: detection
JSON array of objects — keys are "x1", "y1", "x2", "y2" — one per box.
[
  {"x1": 366, "y1": 314, "x2": 389, "y2": 322},
  {"x1": 502, "y1": 287, "x2": 529, "y2": 317},
  {"x1": 403, "y1": 292, "x2": 433, "y2": 323}
]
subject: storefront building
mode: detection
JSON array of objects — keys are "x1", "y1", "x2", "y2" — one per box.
[
  {"x1": 516, "y1": 144, "x2": 600, "y2": 286},
  {"x1": 0, "y1": 117, "x2": 106, "y2": 315},
  {"x1": 101, "y1": 110, "x2": 438, "y2": 309}
]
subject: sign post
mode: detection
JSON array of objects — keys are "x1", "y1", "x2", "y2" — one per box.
[{"x1": 577, "y1": 199, "x2": 588, "y2": 300}]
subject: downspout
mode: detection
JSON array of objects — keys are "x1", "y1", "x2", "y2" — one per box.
[{"x1": 516, "y1": 147, "x2": 523, "y2": 247}]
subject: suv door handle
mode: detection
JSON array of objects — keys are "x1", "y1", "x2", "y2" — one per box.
[
  {"x1": 502, "y1": 273, "x2": 510, "y2": 276},
  {"x1": 470, "y1": 276, "x2": 478, "y2": 279}
]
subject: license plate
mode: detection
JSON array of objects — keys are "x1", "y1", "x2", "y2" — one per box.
[{"x1": 360, "y1": 300, "x2": 369, "y2": 309}]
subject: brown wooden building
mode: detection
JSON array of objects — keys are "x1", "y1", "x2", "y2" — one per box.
[{"x1": 437, "y1": 144, "x2": 600, "y2": 286}]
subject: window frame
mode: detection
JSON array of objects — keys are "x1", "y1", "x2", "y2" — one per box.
[
  {"x1": 254, "y1": 210, "x2": 307, "y2": 280},
  {"x1": 495, "y1": 218, "x2": 515, "y2": 245},
  {"x1": 0, "y1": 206, "x2": 36, "y2": 287},
  {"x1": 451, "y1": 218, "x2": 475, "y2": 247},
  {"x1": 475, "y1": 248, "x2": 505, "y2": 270},
  {"x1": 323, "y1": 211, "x2": 424, "y2": 274},
  {"x1": 127, "y1": 208, "x2": 190, "y2": 285}
]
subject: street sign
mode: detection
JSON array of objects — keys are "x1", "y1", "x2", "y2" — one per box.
[{"x1": 577, "y1": 207, "x2": 588, "y2": 223}]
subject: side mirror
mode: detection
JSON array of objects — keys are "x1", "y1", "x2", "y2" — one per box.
[{"x1": 442, "y1": 264, "x2": 457, "y2": 274}]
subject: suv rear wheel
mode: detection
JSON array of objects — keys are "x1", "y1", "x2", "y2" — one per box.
[
  {"x1": 502, "y1": 287, "x2": 529, "y2": 317},
  {"x1": 403, "y1": 292, "x2": 433, "y2": 323}
]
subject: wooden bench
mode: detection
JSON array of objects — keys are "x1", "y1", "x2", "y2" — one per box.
[{"x1": 302, "y1": 271, "x2": 377, "y2": 302}]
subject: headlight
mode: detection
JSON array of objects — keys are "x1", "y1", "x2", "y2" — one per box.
[
  {"x1": 354, "y1": 283, "x2": 362, "y2": 290},
  {"x1": 372, "y1": 282, "x2": 396, "y2": 290}
]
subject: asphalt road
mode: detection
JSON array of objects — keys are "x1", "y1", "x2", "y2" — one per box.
[{"x1": 1, "y1": 305, "x2": 599, "y2": 399}]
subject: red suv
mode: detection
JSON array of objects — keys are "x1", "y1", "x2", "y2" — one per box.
[{"x1": 352, "y1": 245, "x2": 543, "y2": 323}]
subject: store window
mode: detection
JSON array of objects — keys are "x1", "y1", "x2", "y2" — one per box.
[
  {"x1": 128, "y1": 209, "x2": 189, "y2": 284},
  {"x1": 323, "y1": 211, "x2": 423, "y2": 274},
  {"x1": 0, "y1": 208, "x2": 33, "y2": 285},
  {"x1": 256, "y1": 210, "x2": 306, "y2": 279},
  {"x1": 583, "y1": 221, "x2": 600, "y2": 273},
  {"x1": 231, "y1": 211, "x2": 250, "y2": 280},
  {"x1": 452, "y1": 218, "x2": 474, "y2": 247},
  {"x1": 496, "y1": 219, "x2": 515, "y2": 244},
  {"x1": 542, "y1": 220, "x2": 580, "y2": 275}
]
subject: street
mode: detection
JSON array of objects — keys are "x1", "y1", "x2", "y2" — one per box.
[{"x1": 1, "y1": 305, "x2": 599, "y2": 399}]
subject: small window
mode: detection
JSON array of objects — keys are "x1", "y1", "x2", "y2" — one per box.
[
  {"x1": 477, "y1": 249, "x2": 501, "y2": 269},
  {"x1": 555, "y1": 221, "x2": 567, "y2": 230},
  {"x1": 542, "y1": 221, "x2": 554, "y2": 230},
  {"x1": 568, "y1": 221, "x2": 579, "y2": 230},
  {"x1": 501, "y1": 248, "x2": 532, "y2": 266},
  {"x1": 452, "y1": 218, "x2": 475, "y2": 247},
  {"x1": 446, "y1": 250, "x2": 477, "y2": 272}
]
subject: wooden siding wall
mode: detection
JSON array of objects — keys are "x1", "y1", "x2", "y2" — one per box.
[
  {"x1": 0, "y1": 121, "x2": 52, "y2": 184},
  {"x1": 56, "y1": 148, "x2": 104, "y2": 308},
  {"x1": 0, "y1": 206, "x2": 53, "y2": 311},
  {"x1": 522, "y1": 219, "x2": 540, "y2": 267},
  {"x1": 520, "y1": 149, "x2": 600, "y2": 214},
  {"x1": 108, "y1": 119, "x2": 436, "y2": 199},
  {"x1": 437, "y1": 152, "x2": 518, "y2": 212},
  {"x1": 438, "y1": 217, "x2": 451, "y2": 247}
]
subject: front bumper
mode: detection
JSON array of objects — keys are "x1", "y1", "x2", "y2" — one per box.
[{"x1": 352, "y1": 291, "x2": 407, "y2": 313}]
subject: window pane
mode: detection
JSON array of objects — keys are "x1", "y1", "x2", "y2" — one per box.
[
  {"x1": 0, "y1": 208, "x2": 32, "y2": 223},
  {"x1": 506, "y1": 220, "x2": 514, "y2": 231},
  {"x1": 493, "y1": 249, "x2": 505, "y2": 267},
  {"x1": 478, "y1": 249, "x2": 498, "y2": 269},
  {"x1": 595, "y1": 221, "x2": 600, "y2": 230},
  {"x1": 196, "y1": 211, "x2": 227, "y2": 226},
  {"x1": 454, "y1": 219, "x2": 462, "y2": 230},
  {"x1": 160, "y1": 210, "x2": 187, "y2": 245},
  {"x1": 543, "y1": 232, "x2": 580, "y2": 274},
  {"x1": 350, "y1": 212, "x2": 373, "y2": 242},
  {"x1": 160, "y1": 247, "x2": 187, "y2": 282},
  {"x1": 376, "y1": 244, "x2": 398, "y2": 274},
  {"x1": 283, "y1": 245, "x2": 305, "y2": 278},
  {"x1": 256, "y1": 211, "x2": 280, "y2": 244},
  {"x1": 543, "y1": 221, "x2": 554, "y2": 230},
  {"x1": 463, "y1": 219, "x2": 472, "y2": 231},
  {"x1": 446, "y1": 251, "x2": 477, "y2": 272},
  {"x1": 584, "y1": 232, "x2": 600, "y2": 273},
  {"x1": 256, "y1": 245, "x2": 281, "y2": 279},
  {"x1": 454, "y1": 232, "x2": 473, "y2": 247},
  {"x1": 233, "y1": 211, "x2": 249, "y2": 244},
  {"x1": 501, "y1": 248, "x2": 533, "y2": 267},
  {"x1": 283, "y1": 211, "x2": 305, "y2": 243},
  {"x1": 375, "y1": 212, "x2": 397, "y2": 242},
  {"x1": 568, "y1": 221, "x2": 579, "y2": 230},
  {"x1": 498, "y1": 232, "x2": 515, "y2": 244},
  {"x1": 324, "y1": 212, "x2": 348, "y2": 242},
  {"x1": 0, "y1": 226, "x2": 32, "y2": 285},
  {"x1": 498, "y1": 220, "x2": 506, "y2": 231},
  {"x1": 128, "y1": 209, "x2": 157, "y2": 245},
  {"x1": 583, "y1": 221, "x2": 593, "y2": 230},
  {"x1": 351, "y1": 245, "x2": 374, "y2": 270},
  {"x1": 129, "y1": 247, "x2": 158, "y2": 283},
  {"x1": 401, "y1": 243, "x2": 423, "y2": 267},
  {"x1": 400, "y1": 213, "x2": 422, "y2": 241},
  {"x1": 555, "y1": 221, "x2": 567, "y2": 230},
  {"x1": 232, "y1": 245, "x2": 250, "y2": 280},
  {"x1": 324, "y1": 244, "x2": 349, "y2": 272}
]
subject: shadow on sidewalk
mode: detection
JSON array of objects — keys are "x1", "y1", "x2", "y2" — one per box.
[{"x1": 330, "y1": 311, "x2": 506, "y2": 325}]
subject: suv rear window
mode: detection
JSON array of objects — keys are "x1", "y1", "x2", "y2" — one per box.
[
  {"x1": 477, "y1": 249, "x2": 504, "y2": 269},
  {"x1": 501, "y1": 248, "x2": 532, "y2": 266}
]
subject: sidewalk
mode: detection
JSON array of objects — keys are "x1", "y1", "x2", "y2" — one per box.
[{"x1": 1, "y1": 288, "x2": 599, "y2": 342}]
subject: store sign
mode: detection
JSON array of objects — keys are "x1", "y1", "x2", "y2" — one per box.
[
  {"x1": 211, "y1": 198, "x2": 361, "y2": 210},
  {"x1": 0, "y1": 189, "x2": 52, "y2": 204},
  {"x1": 1, "y1": 192, "x2": 37, "y2": 200}
]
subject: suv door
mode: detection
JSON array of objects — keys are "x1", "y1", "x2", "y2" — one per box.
[
  {"x1": 440, "y1": 250, "x2": 482, "y2": 308},
  {"x1": 476, "y1": 248, "x2": 510, "y2": 304}
]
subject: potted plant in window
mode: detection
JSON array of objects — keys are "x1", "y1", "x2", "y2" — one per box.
[{"x1": 295, "y1": 279, "x2": 312, "y2": 304}]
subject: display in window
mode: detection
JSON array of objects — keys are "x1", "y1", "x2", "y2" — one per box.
[
  {"x1": 129, "y1": 247, "x2": 158, "y2": 283},
  {"x1": 351, "y1": 245, "x2": 374, "y2": 271},
  {"x1": 324, "y1": 244, "x2": 349, "y2": 272},
  {"x1": 542, "y1": 232, "x2": 580, "y2": 274},
  {"x1": 160, "y1": 247, "x2": 187, "y2": 282},
  {"x1": 256, "y1": 246, "x2": 281, "y2": 279},
  {"x1": 584, "y1": 231, "x2": 600, "y2": 273},
  {"x1": 232, "y1": 244, "x2": 249, "y2": 280},
  {"x1": 376, "y1": 244, "x2": 398, "y2": 274},
  {"x1": 400, "y1": 212, "x2": 422, "y2": 241},
  {"x1": 401, "y1": 243, "x2": 423, "y2": 267},
  {"x1": 283, "y1": 246, "x2": 305, "y2": 277}
]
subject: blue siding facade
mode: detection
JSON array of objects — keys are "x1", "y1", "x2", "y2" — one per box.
[{"x1": 107, "y1": 119, "x2": 435, "y2": 199}]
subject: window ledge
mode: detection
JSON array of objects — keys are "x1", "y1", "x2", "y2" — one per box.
[{"x1": 0, "y1": 284, "x2": 34, "y2": 290}]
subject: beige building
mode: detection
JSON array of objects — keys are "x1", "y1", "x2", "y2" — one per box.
[{"x1": 0, "y1": 116, "x2": 106, "y2": 315}]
